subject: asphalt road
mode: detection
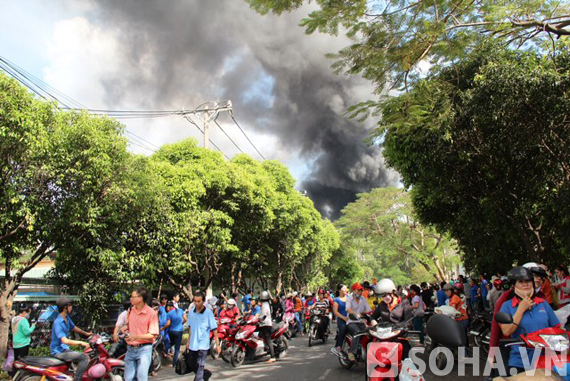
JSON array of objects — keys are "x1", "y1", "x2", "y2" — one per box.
[{"x1": 155, "y1": 324, "x2": 487, "y2": 380}]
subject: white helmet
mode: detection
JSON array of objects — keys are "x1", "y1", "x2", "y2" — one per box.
[
  {"x1": 227, "y1": 298, "x2": 236, "y2": 306},
  {"x1": 292, "y1": 291, "x2": 298, "y2": 297},
  {"x1": 376, "y1": 279, "x2": 396, "y2": 295},
  {"x1": 207, "y1": 296, "x2": 218, "y2": 306},
  {"x1": 523, "y1": 262, "x2": 539, "y2": 269}
]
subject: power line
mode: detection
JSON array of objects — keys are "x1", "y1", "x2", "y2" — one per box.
[
  {"x1": 183, "y1": 116, "x2": 229, "y2": 160},
  {"x1": 228, "y1": 111, "x2": 266, "y2": 160},
  {"x1": 0, "y1": 56, "x2": 257, "y2": 161},
  {"x1": 213, "y1": 117, "x2": 244, "y2": 154}
]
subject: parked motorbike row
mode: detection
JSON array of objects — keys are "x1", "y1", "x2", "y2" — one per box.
[{"x1": 11, "y1": 334, "x2": 125, "y2": 381}]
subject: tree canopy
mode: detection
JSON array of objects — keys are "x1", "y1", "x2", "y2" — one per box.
[
  {"x1": 376, "y1": 42, "x2": 570, "y2": 272},
  {"x1": 247, "y1": 0, "x2": 569, "y2": 93},
  {"x1": 335, "y1": 187, "x2": 460, "y2": 284}
]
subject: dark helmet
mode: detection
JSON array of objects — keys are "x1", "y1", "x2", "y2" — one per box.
[
  {"x1": 56, "y1": 297, "x2": 72, "y2": 312},
  {"x1": 530, "y1": 266, "x2": 548, "y2": 278},
  {"x1": 508, "y1": 266, "x2": 533, "y2": 285}
]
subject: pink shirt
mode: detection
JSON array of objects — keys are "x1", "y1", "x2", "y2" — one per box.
[{"x1": 127, "y1": 304, "x2": 159, "y2": 345}]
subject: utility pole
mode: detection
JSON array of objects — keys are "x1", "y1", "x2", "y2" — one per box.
[
  {"x1": 181, "y1": 101, "x2": 233, "y2": 300},
  {"x1": 203, "y1": 106, "x2": 210, "y2": 149}
]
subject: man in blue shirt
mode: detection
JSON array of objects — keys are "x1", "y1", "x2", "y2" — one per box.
[
  {"x1": 250, "y1": 298, "x2": 261, "y2": 316},
  {"x1": 480, "y1": 274, "x2": 490, "y2": 309},
  {"x1": 158, "y1": 295, "x2": 170, "y2": 355},
  {"x1": 470, "y1": 278, "x2": 480, "y2": 312},
  {"x1": 50, "y1": 297, "x2": 92, "y2": 381},
  {"x1": 185, "y1": 292, "x2": 219, "y2": 381},
  {"x1": 241, "y1": 289, "x2": 252, "y2": 313},
  {"x1": 436, "y1": 282, "x2": 448, "y2": 307},
  {"x1": 164, "y1": 302, "x2": 186, "y2": 367}
]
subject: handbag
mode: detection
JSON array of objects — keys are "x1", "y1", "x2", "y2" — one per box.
[
  {"x1": 3, "y1": 348, "x2": 14, "y2": 372},
  {"x1": 175, "y1": 349, "x2": 191, "y2": 375}
]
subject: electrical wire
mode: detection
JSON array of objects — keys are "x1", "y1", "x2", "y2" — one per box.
[
  {"x1": 229, "y1": 111, "x2": 266, "y2": 160},
  {"x1": 0, "y1": 56, "x2": 249, "y2": 161},
  {"x1": 213, "y1": 117, "x2": 243, "y2": 154},
  {"x1": 183, "y1": 116, "x2": 230, "y2": 160}
]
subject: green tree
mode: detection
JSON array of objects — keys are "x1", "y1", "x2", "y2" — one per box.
[
  {"x1": 377, "y1": 42, "x2": 570, "y2": 272},
  {"x1": 336, "y1": 187, "x2": 461, "y2": 285},
  {"x1": 248, "y1": 0, "x2": 569, "y2": 93},
  {"x1": 0, "y1": 73, "x2": 131, "y2": 358}
]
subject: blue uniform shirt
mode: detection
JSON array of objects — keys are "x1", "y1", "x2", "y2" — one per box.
[
  {"x1": 500, "y1": 297, "x2": 560, "y2": 369},
  {"x1": 436, "y1": 289, "x2": 448, "y2": 307},
  {"x1": 50, "y1": 314, "x2": 75, "y2": 355},
  {"x1": 188, "y1": 307, "x2": 217, "y2": 351},
  {"x1": 481, "y1": 280, "x2": 489, "y2": 300},
  {"x1": 242, "y1": 294, "x2": 251, "y2": 312},
  {"x1": 471, "y1": 285, "x2": 480, "y2": 301},
  {"x1": 167, "y1": 308, "x2": 184, "y2": 332},
  {"x1": 250, "y1": 305, "x2": 260, "y2": 316},
  {"x1": 158, "y1": 306, "x2": 168, "y2": 327}
]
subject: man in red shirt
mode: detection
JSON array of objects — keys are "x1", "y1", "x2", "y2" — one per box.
[{"x1": 124, "y1": 287, "x2": 159, "y2": 381}]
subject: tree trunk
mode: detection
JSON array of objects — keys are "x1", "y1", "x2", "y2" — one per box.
[
  {"x1": 276, "y1": 271, "x2": 283, "y2": 294},
  {"x1": 0, "y1": 288, "x2": 17, "y2": 360}
]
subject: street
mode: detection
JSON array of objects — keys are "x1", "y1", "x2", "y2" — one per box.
[{"x1": 155, "y1": 324, "x2": 485, "y2": 381}]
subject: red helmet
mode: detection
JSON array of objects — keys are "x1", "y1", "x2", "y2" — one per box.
[
  {"x1": 351, "y1": 282, "x2": 363, "y2": 291},
  {"x1": 493, "y1": 279, "x2": 503, "y2": 289},
  {"x1": 318, "y1": 288, "x2": 325, "y2": 295}
]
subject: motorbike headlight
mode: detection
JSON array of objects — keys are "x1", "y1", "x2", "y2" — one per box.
[
  {"x1": 527, "y1": 340, "x2": 545, "y2": 349},
  {"x1": 371, "y1": 327, "x2": 400, "y2": 340},
  {"x1": 235, "y1": 331, "x2": 246, "y2": 340},
  {"x1": 539, "y1": 334, "x2": 569, "y2": 351}
]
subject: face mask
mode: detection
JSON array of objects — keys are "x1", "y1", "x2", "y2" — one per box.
[
  {"x1": 25, "y1": 314, "x2": 30, "y2": 319},
  {"x1": 383, "y1": 295, "x2": 393, "y2": 304},
  {"x1": 514, "y1": 287, "x2": 533, "y2": 299}
]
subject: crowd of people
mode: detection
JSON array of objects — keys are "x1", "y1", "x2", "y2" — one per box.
[{"x1": 7, "y1": 262, "x2": 570, "y2": 380}]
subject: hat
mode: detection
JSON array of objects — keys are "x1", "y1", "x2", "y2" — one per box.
[
  {"x1": 292, "y1": 291, "x2": 298, "y2": 297},
  {"x1": 443, "y1": 284, "x2": 454, "y2": 291},
  {"x1": 286, "y1": 293, "x2": 293, "y2": 298},
  {"x1": 227, "y1": 298, "x2": 236, "y2": 306},
  {"x1": 351, "y1": 282, "x2": 363, "y2": 291}
]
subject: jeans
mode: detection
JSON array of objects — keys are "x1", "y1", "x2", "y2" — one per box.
[
  {"x1": 335, "y1": 318, "x2": 347, "y2": 348},
  {"x1": 413, "y1": 316, "x2": 425, "y2": 344},
  {"x1": 347, "y1": 322, "x2": 366, "y2": 355},
  {"x1": 168, "y1": 331, "x2": 183, "y2": 366},
  {"x1": 294, "y1": 313, "x2": 303, "y2": 334},
  {"x1": 188, "y1": 349, "x2": 211, "y2": 381},
  {"x1": 125, "y1": 344, "x2": 152, "y2": 381},
  {"x1": 162, "y1": 327, "x2": 171, "y2": 353},
  {"x1": 55, "y1": 351, "x2": 89, "y2": 381},
  {"x1": 160, "y1": 325, "x2": 170, "y2": 353}
]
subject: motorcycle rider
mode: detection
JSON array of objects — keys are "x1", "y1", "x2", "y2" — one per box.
[
  {"x1": 310, "y1": 289, "x2": 331, "y2": 336},
  {"x1": 345, "y1": 283, "x2": 372, "y2": 362},
  {"x1": 370, "y1": 279, "x2": 413, "y2": 325},
  {"x1": 443, "y1": 284, "x2": 469, "y2": 346},
  {"x1": 529, "y1": 265, "x2": 554, "y2": 308},
  {"x1": 293, "y1": 292, "x2": 304, "y2": 336},
  {"x1": 259, "y1": 291, "x2": 276, "y2": 363},
  {"x1": 499, "y1": 266, "x2": 560, "y2": 375},
  {"x1": 219, "y1": 298, "x2": 241, "y2": 320},
  {"x1": 50, "y1": 297, "x2": 92, "y2": 381}
]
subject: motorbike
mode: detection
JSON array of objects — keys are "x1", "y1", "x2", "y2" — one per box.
[
  {"x1": 12, "y1": 334, "x2": 125, "y2": 381},
  {"x1": 208, "y1": 317, "x2": 240, "y2": 362},
  {"x1": 308, "y1": 307, "x2": 329, "y2": 347},
  {"x1": 469, "y1": 310, "x2": 492, "y2": 355},
  {"x1": 283, "y1": 312, "x2": 299, "y2": 339},
  {"x1": 495, "y1": 312, "x2": 570, "y2": 377},
  {"x1": 230, "y1": 314, "x2": 289, "y2": 367},
  {"x1": 337, "y1": 313, "x2": 374, "y2": 369},
  {"x1": 109, "y1": 334, "x2": 163, "y2": 373}
]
